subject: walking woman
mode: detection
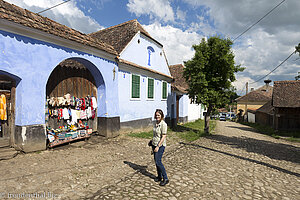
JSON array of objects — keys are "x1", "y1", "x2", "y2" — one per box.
[{"x1": 152, "y1": 109, "x2": 169, "y2": 186}]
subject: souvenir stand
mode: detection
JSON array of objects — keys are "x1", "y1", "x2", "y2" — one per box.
[{"x1": 46, "y1": 94, "x2": 97, "y2": 148}]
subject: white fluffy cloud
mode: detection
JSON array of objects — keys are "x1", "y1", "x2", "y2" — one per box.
[
  {"x1": 127, "y1": 0, "x2": 175, "y2": 22},
  {"x1": 5, "y1": 0, "x2": 103, "y2": 33},
  {"x1": 144, "y1": 23, "x2": 203, "y2": 65},
  {"x1": 182, "y1": 0, "x2": 300, "y2": 93}
]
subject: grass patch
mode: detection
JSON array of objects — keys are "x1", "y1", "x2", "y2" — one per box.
[
  {"x1": 240, "y1": 121, "x2": 300, "y2": 142},
  {"x1": 127, "y1": 119, "x2": 216, "y2": 143},
  {"x1": 128, "y1": 130, "x2": 153, "y2": 139},
  {"x1": 174, "y1": 119, "x2": 216, "y2": 142}
]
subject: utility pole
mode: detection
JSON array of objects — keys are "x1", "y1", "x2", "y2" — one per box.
[{"x1": 245, "y1": 82, "x2": 248, "y2": 122}]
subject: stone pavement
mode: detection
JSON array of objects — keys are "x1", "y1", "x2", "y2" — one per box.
[
  {"x1": 0, "y1": 121, "x2": 299, "y2": 200},
  {"x1": 89, "y1": 121, "x2": 300, "y2": 200}
]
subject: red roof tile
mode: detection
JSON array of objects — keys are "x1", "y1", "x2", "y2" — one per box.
[
  {"x1": 0, "y1": 0, "x2": 118, "y2": 55},
  {"x1": 236, "y1": 84, "x2": 273, "y2": 102},
  {"x1": 89, "y1": 19, "x2": 162, "y2": 54},
  {"x1": 272, "y1": 80, "x2": 300, "y2": 108},
  {"x1": 169, "y1": 64, "x2": 189, "y2": 93}
]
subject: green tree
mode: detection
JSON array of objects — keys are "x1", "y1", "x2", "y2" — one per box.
[{"x1": 184, "y1": 36, "x2": 244, "y2": 133}]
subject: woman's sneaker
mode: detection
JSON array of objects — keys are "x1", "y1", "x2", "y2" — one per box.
[
  {"x1": 154, "y1": 177, "x2": 162, "y2": 182},
  {"x1": 159, "y1": 179, "x2": 169, "y2": 186}
]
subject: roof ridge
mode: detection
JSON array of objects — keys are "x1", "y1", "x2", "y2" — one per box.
[{"x1": 89, "y1": 19, "x2": 138, "y2": 34}]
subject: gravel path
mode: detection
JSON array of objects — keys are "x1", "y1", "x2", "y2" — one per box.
[{"x1": 0, "y1": 121, "x2": 299, "y2": 200}]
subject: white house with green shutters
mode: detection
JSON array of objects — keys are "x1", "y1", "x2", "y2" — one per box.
[{"x1": 89, "y1": 20, "x2": 173, "y2": 131}]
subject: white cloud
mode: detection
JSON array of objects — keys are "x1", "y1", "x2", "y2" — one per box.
[
  {"x1": 176, "y1": 7, "x2": 186, "y2": 21},
  {"x1": 127, "y1": 0, "x2": 175, "y2": 22},
  {"x1": 144, "y1": 23, "x2": 203, "y2": 65},
  {"x1": 183, "y1": 0, "x2": 300, "y2": 93},
  {"x1": 5, "y1": 0, "x2": 103, "y2": 33}
]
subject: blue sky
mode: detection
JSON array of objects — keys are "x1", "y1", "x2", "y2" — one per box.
[{"x1": 5, "y1": 0, "x2": 300, "y2": 95}]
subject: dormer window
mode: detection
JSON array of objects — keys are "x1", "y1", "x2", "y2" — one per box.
[{"x1": 147, "y1": 46, "x2": 155, "y2": 66}]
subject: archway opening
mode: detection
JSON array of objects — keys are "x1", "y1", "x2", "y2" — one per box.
[{"x1": 46, "y1": 58, "x2": 100, "y2": 147}]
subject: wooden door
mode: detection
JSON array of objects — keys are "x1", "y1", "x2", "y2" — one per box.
[{"x1": 0, "y1": 76, "x2": 16, "y2": 146}]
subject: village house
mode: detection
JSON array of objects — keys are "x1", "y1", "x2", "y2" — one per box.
[
  {"x1": 168, "y1": 64, "x2": 206, "y2": 127},
  {"x1": 272, "y1": 80, "x2": 300, "y2": 131},
  {"x1": 0, "y1": 0, "x2": 172, "y2": 153},
  {"x1": 235, "y1": 80, "x2": 273, "y2": 121},
  {"x1": 88, "y1": 20, "x2": 173, "y2": 132}
]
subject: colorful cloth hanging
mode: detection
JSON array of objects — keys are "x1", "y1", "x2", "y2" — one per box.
[{"x1": 0, "y1": 94, "x2": 7, "y2": 120}]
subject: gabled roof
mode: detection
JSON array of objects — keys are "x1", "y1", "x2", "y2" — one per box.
[
  {"x1": 168, "y1": 64, "x2": 189, "y2": 94},
  {"x1": 256, "y1": 100, "x2": 274, "y2": 114},
  {"x1": 272, "y1": 80, "x2": 300, "y2": 108},
  {"x1": 89, "y1": 19, "x2": 161, "y2": 54},
  {"x1": 118, "y1": 58, "x2": 173, "y2": 80},
  {"x1": 236, "y1": 84, "x2": 273, "y2": 102},
  {"x1": 0, "y1": 0, "x2": 117, "y2": 55}
]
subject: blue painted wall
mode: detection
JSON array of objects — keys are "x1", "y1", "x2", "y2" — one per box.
[
  {"x1": 120, "y1": 33, "x2": 171, "y2": 76},
  {"x1": 118, "y1": 69, "x2": 171, "y2": 122},
  {"x1": 0, "y1": 30, "x2": 119, "y2": 126},
  {"x1": 117, "y1": 32, "x2": 172, "y2": 123}
]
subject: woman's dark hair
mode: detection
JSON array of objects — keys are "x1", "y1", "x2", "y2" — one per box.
[{"x1": 154, "y1": 109, "x2": 164, "y2": 120}]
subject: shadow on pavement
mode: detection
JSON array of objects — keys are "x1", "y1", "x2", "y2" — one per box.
[
  {"x1": 227, "y1": 125, "x2": 259, "y2": 133},
  {"x1": 206, "y1": 134, "x2": 300, "y2": 164},
  {"x1": 123, "y1": 161, "x2": 156, "y2": 179},
  {"x1": 179, "y1": 142, "x2": 300, "y2": 178}
]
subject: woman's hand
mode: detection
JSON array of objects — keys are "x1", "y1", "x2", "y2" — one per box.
[{"x1": 154, "y1": 146, "x2": 159, "y2": 152}]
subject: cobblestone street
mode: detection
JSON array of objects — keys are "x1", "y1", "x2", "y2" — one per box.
[{"x1": 1, "y1": 121, "x2": 299, "y2": 199}]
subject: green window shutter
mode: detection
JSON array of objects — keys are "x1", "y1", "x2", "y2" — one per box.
[
  {"x1": 162, "y1": 82, "x2": 167, "y2": 99},
  {"x1": 131, "y1": 74, "x2": 140, "y2": 98},
  {"x1": 148, "y1": 78, "x2": 154, "y2": 99}
]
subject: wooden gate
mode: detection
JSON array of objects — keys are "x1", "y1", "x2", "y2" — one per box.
[{"x1": 46, "y1": 59, "x2": 97, "y2": 131}]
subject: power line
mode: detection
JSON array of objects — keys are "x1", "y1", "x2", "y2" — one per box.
[
  {"x1": 233, "y1": 0, "x2": 286, "y2": 42},
  {"x1": 37, "y1": 0, "x2": 71, "y2": 14},
  {"x1": 249, "y1": 50, "x2": 296, "y2": 84}
]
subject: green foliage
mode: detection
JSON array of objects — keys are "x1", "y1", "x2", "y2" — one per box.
[
  {"x1": 183, "y1": 36, "x2": 244, "y2": 110},
  {"x1": 174, "y1": 119, "x2": 216, "y2": 142}
]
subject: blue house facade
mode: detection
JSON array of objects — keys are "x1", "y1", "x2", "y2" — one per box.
[
  {"x1": 89, "y1": 20, "x2": 173, "y2": 132},
  {"x1": 0, "y1": 1, "x2": 173, "y2": 152},
  {"x1": 0, "y1": 1, "x2": 120, "y2": 152}
]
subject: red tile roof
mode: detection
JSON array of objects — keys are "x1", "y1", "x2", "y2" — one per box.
[
  {"x1": 0, "y1": 0, "x2": 118, "y2": 55},
  {"x1": 89, "y1": 19, "x2": 162, "y2": 54},
  {"x1": 236, "y1": 84, "x2": 273, "y2": 102},
  {"x1": 272, "y1": 80, "x2": 300, "y2": 108},
  {"x1": 168, "y1": 64, "x2": 189, "y2": 93},
  {"x1": 256, "y1": 100, "x2": 274, "y2": 114}
]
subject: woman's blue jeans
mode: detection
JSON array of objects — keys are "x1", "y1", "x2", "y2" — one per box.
[{"x1": 152, "y1": 146, "x2": 168, "y2": 180}]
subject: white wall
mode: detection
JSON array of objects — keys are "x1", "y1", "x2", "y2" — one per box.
[{"x1": 248, "y1": 112, "x2": 256, "y2": 123}]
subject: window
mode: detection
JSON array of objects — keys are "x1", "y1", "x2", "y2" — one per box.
[
  {"x1": 131, "y1": 74, "x2": 140, "y2": 98},
  {"x1": 162, "y1": 81, "x2": 167, "y2": 99},
  {"x1": 147, "y1": 78, "x2": 154, "y2": 99}
]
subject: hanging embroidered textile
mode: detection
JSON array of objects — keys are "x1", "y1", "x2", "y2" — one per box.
[{"x1": 0, "y1": 94, "x2": 7, "y2": 120}]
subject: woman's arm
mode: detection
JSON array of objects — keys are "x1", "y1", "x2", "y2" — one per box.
[{"x1": 154, "y1": 134, "x2": 166, "y2": 152}]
